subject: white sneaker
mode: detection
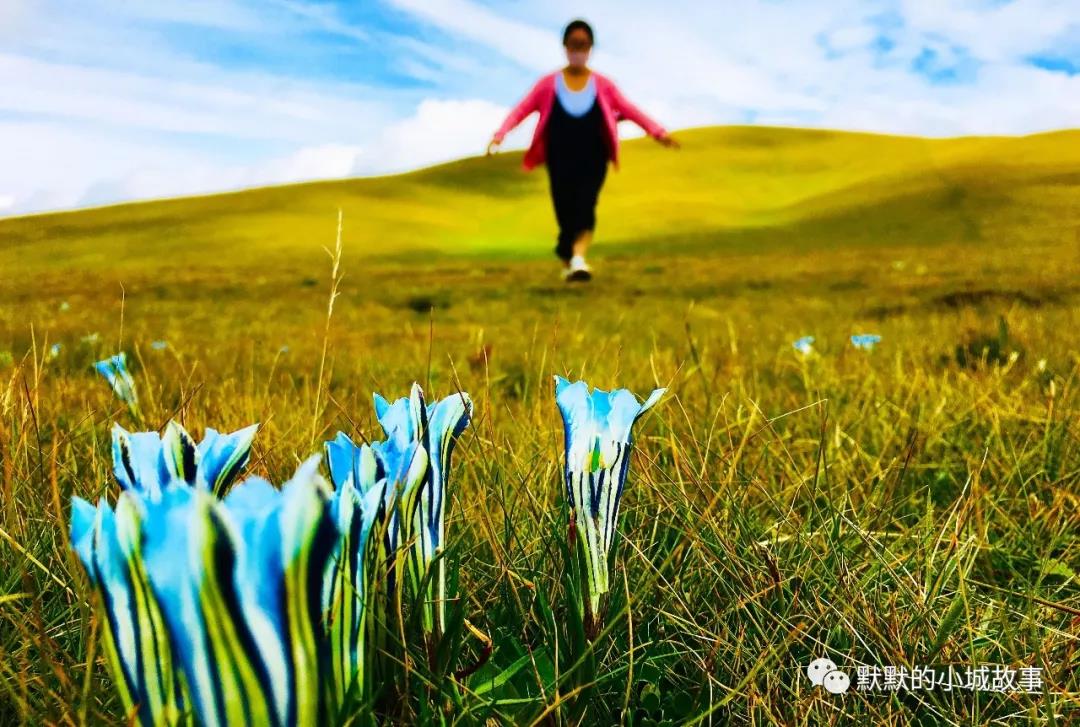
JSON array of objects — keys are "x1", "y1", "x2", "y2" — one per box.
[{"x1": 565, "y1": 255, "x2": 593, "y2": 282}]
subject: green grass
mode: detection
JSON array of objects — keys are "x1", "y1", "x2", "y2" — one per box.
[{"x1": 1, "y1": 125, "x2": 1079, "y2": 724}]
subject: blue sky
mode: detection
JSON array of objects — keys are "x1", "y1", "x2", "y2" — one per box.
[{"x1": 1, "y1": 0, "x2": 1079, "y2": 215}]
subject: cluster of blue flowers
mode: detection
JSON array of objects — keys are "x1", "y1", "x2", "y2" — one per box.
[{"x1": 79, "y1": 357, "x2": 665, "y2": 724}]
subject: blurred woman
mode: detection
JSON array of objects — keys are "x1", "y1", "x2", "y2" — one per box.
[{"x1": 488, "y1": 19, "x2": 679, "y2": 281}]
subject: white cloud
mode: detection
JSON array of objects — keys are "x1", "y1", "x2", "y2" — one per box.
[
  {"x1": 899, "y1": 0, "x2": 1078, "y2": 62},
  {"x1": 74, "y1": 143, "x2": 373, "y2": 208},
  {"x1": 260, "y1": 143, "x2": 366, "y2": 182},
  {"x1": 0, "y1": 115, "x2": 368, "y2": 213},
  {"x1": 2, "y1": 0, "x2": 1079, "y2": 216},
  {"x1": 0, "y1": 1, "x2": 32, "y2": 40},
  {"x1": 110, "y1": 1, "x2": 269, "y2": 32},
  {"x1": 392, "y1": 0, "x2": 1080, "y2": 135},
  {"x1": 0, "y1": 54, "x2": 392, "y2": 142},
  {"x1": 386, "y1": 0, "x2": 560, "y2": 72},
  {"x1": 352, "y1": 98, "x2": 526, "y2": 174},
  {"x1": 268, "y1": 0, "x2": 370, "y2": 41}
]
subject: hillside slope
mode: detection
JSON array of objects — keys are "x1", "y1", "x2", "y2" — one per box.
[{"x1": 3, "y1": 125, "x2": 1080, "y2": 282}]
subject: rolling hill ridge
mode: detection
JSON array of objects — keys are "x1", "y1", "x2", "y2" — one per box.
[{"x1": 3, "y1": 125, "x2": 1080, "y2": 283}]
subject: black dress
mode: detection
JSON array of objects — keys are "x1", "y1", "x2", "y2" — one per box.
[{"x1": 545, "y1": 89, "x2": 609, "y2": 262}]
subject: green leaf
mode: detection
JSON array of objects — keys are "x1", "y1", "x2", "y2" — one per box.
[
  {"x1": 472, "y1": 652, "x2": 531, "y2": 696},
  {"x1": 1040, "y1": 559, "x2": 1076, "y2": 581},
  {"x1": 928, "y1": 593, "x2": 966, "y2": 660}
]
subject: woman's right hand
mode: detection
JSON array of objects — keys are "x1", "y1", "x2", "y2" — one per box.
[
  {"x1": 486, "y1": 137, "x2": 501, "y2": 156},
  {"x1": 657, "y1": 133, "x2": 680, "y2": 149}
]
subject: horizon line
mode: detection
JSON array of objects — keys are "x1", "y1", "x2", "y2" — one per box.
[{"x1": 3, "y1": 122, "x2": 1078, "y2": 223}]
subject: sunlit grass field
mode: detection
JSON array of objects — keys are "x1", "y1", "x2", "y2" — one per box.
[{"x1": 2, "y1": 125, "x2": 1080, "y2": 724}]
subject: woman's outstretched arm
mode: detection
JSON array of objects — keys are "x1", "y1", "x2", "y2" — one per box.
[{"x1": 488, "y1": 79, "x2": 544, "y2": 153}]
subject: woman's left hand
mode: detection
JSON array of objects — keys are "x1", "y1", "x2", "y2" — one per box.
[{"x1": 657, "y1": 133, "x2": 680, "y2": 149}]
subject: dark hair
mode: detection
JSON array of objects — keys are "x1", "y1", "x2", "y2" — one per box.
[{"x1": 562, "y1": 19, "x2": 594, "y2": 46}]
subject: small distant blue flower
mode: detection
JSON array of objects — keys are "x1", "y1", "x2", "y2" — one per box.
[
  {"x1": 850, "y1": 333, "x2": 882, "y2": 351},
  {"x1": 93, "y1": 353, "x2": 139, "y2": 416},
  {"x1": 554, "y1": 376, "x2": 665, "y2": 616},
  {"x1": 793, "y1": 336, "x2": 815, "y2": 355},
  {"x1": 48, "y1": 343, "x2": 63, "y2": 359},
  {"x1": 150, "y1": 340, "x2": 167, "y2": 351},
  {"x1": 111, "y1": 420, "x2": 258, "y2": 499}
]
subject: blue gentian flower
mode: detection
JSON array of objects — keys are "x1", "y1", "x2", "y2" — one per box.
[
  {"x1": 554, "y1": 376, "x2": 665, "y2": 615},
  {"x1": 325, "y1": 428, "x2": 428, "y2": 590},
  {"x1": 850, "y1": 333, "x2": 882, "y2": 351},
  {"x1": 71, "y1": 458, "x2": 340, "y2": 726},
  {"x1": 793, "y1": 336, "x2": 815, "y2": 355},
  {"x1": 145, "y1": 457, "x2": 337, "y2": 725},
  {"x1": 372, "y1": 384, "x2": 472, "y2": 635},
  {"x1": 324, "y1": 425, "x2": 428, "y2": 701},
  {"x1": 112, "y1": 420, "x2": 258, "y2": 499},
  {"x1": 48, "y1": 343, "x2": 63, "y2": 359},
  {"x1": 321, "y1": 442, "x2": 391, "y2": 708},
  {"x1": 93, "y1": 353, "x2": 139, "y2": 415}
]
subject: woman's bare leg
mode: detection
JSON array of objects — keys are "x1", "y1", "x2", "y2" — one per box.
[
  {"x1": 572, "y1": 229, "x2": 593, "y2": 259},
  {"x1": 565, "y1": 229, "x2": 594, "y2": 281}
]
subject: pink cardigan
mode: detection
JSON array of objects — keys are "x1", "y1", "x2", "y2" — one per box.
[{"x1": 493, "y1": 71, "x2": 667, "y2": 170}]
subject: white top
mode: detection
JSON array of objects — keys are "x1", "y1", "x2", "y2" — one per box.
[{"x1": 554, "y1": 72, "x2": 597, "y2": 117}]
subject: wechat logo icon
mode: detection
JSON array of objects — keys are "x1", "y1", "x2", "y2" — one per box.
[{"x1": 807, "y1": 657, "x2": 850, "y2": 694}]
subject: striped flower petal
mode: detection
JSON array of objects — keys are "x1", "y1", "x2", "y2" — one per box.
[
  {"x1": 554, "y1": 376, "x2": 665, "y2": 615},
  {"x1": 323, "y1": 472, "x2": 384, "y2": 709},
  {"x1": 198, "y1": 424, "x2": 260, "y2": 497},
  {"x1": 413, "y1": 392, "x2": 471, "y2": 634},
  {"x1": 111, "y1": 426, "x2": 171, "y2": 500},
  {"x1": 139, "y1": 457, "x2": 338, "y2": 727},
  {"x1": 373, "y1": 383, "x2": 425, "y2": 451},
  {"x1": 112, "y1": 420, "x2": 257, "y2": 499},
  {"x1": 69, "y1": 494, "x2": 186, "y2": 726}
]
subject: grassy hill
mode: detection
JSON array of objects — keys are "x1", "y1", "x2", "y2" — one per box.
[
  {"x1": 2, "y1": 126, "x2": 1080, "y2": 723},
  {"x1": 4, "y1": 125, "x2": 1080, "y2": 282}
]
